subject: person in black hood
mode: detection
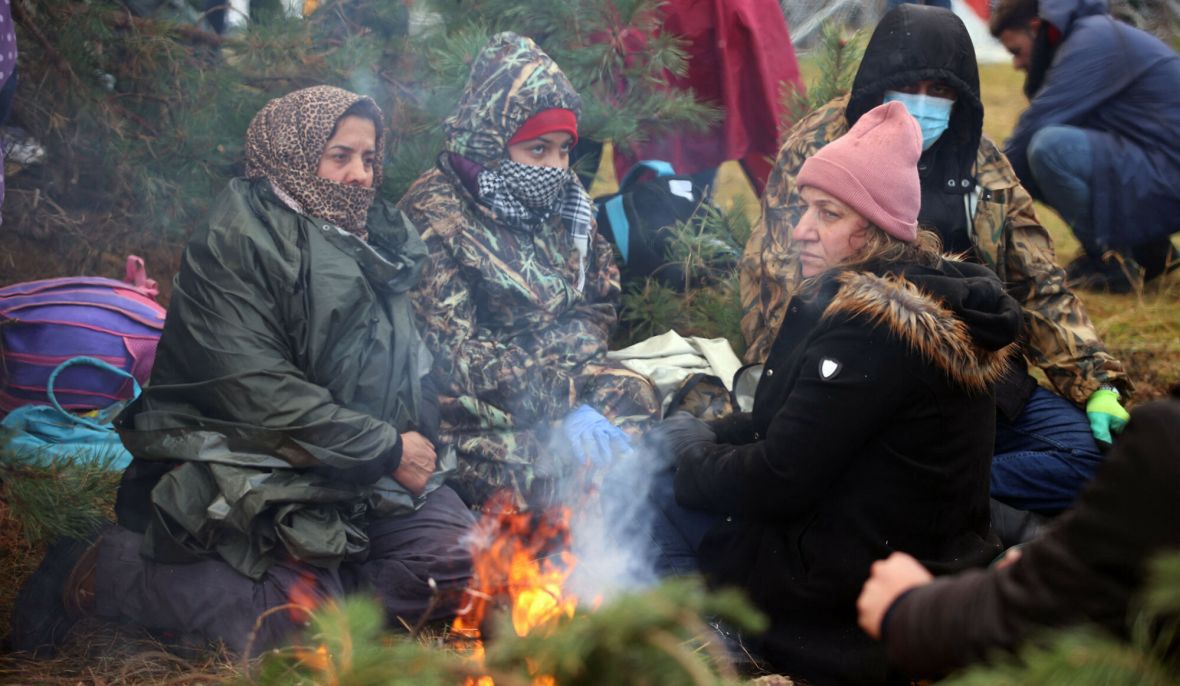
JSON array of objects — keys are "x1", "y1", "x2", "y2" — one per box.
[
  {"x1": 740, "y1": 4, "x2": 1131, "y2": 548},
  {"x1": 846, "y1": 4, "x2": 983, "y2": 255},
  {"x1": 646, "y1": 102, "x2": 1022, "y2": 684}
]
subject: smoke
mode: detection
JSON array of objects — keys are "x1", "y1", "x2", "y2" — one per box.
[{"x1": 551, "y1": 436, "x2": 672, "y2": 604}]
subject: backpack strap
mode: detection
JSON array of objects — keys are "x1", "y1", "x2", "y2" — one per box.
[
  {"x1": 604, "y1": 160, "x2": 679, "y2": 266},
  {"x1": 602, "y1": 195, "x2": 631, "y2": 264},
  {"x1": 618, "y1": 160, "x2": 676, "y2": 191},
  {"x1": 46, "y1": 356, "x2": 141, "y2": 431}
]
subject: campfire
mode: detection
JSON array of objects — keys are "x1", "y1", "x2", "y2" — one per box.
[{"x1": 452, "y1": 491, "x2": 589, "y2": 686}]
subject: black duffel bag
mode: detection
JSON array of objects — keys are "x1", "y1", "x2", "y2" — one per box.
[{"x1": 595, "y1": 160, "x2": 707, "y2": 292}]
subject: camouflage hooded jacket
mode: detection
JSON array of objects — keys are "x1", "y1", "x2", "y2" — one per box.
[
  {"x1": 398, "y1": 33, "x2": 654, "y2": 504},
  {"x1": 740, "y1": 96, "x2": 1127, "y2": 407}
]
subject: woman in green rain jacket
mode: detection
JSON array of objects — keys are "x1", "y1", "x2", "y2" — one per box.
[{"x1": 11, "y1": 86, "x2": 475, "y2": 657}]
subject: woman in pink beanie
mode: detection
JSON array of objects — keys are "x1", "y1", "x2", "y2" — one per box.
[{"x1": 646, "y1": 102, "x2": 1028, "y2": 682}]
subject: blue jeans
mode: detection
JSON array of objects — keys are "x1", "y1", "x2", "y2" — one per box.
[
  {"x1": 991, "y1": 386, "x2": 1104, "y2": 514},
  {"x1": 1026, "y1": 125, "x2": 1100, "y2": 255},
  {"x1": 648, "y1": 468, "x2": 722, "y2": 577}
]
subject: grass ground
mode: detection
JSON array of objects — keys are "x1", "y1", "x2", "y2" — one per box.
[{"x1": 1, "y1": 60, "x2": 1178, "y2": 684}]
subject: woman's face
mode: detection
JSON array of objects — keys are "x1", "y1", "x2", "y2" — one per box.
[
  {"x1": 317, "y1": 115, "x2": 377, "y2": 188},
  {"x1": 507, "y1": 132, "x2": 574, "y2": 169},
  {"x1": 792, "y1": 186, "x2": 870, "y2": 278}
]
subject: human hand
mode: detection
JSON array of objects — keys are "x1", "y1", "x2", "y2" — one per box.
[
  {"x1": 392, "y1": 431, "x2": 437, "y2": 496},
  {"x1": 857, "y1": 552, "x2": 934, "y2": 640},
  {"x1": 647, "y1": 412, "x2": 715, "y2": 465},
  {"x1": 1085, "y1": 388, "x2": 1129, "y2": 445},
  {"x1": 561, "y1": 405, "x2": 632, "y2": 467},
  {"x1": 994, "y1": 545, "x2": 1023, "y2": 570}
]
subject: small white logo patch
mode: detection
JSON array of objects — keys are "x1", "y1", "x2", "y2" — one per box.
[{"x1": 819, "y1": 358, "x2": 842, "y2": 379}]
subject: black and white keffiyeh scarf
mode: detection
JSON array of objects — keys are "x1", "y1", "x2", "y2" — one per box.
[{"x1": 476, "y1": 158, "x2": 595, "y2": 291}]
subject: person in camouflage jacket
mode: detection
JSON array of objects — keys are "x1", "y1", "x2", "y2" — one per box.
[
  {"x1": 739, "y1": 5, "x2": 1131, "y2": 526},
  {"x1": 398, "y1": 33, "x2": 659, "y2": 508}
]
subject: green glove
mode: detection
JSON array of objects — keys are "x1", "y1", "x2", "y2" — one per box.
[{"x1": 1085, "y1": 388, "x2": 1129, "y2": 445}]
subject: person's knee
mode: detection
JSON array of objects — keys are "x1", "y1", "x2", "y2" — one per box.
[{"x1": 1027, "y1": 126, "x2": 1091, "y2": 188}]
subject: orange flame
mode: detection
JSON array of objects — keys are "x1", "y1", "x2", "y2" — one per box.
[
  {"x1": 288, "y1": 569, "x2": 320, "y2": 624},
  {"x1": 285, "y1": 570, "x2": 336, "y2": 676},
  {"x1": 454, "y1": 491, "x2": 581, "y2": 685}
]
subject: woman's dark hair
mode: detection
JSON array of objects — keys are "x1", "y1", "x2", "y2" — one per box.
[
  {"x1": 334, "y1": 98, "x2": 384, "y2": 141},
  {"x1": 989, "y1": 0, "x2": 1039, "y2": 38}
]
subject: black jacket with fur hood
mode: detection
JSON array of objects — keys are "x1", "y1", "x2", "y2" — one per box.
[{"x1": 675, "y1": 258, "x2": 1021, "y2": 684}]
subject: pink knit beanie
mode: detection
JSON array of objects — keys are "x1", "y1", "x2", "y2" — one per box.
[{"x1": 796, "y1": 100, "x2": 923, "y2": 242}]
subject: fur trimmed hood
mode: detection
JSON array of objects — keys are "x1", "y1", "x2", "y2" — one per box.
[{"x1": 822, "y1": 263, "x2": 1021, "y2": 393}]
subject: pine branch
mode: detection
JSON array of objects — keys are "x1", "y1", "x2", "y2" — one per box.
[
  {"x1": 781, "y1": 22, "x2": 866, "y2": 137},
  {"x1": 1, "y1": 445, "x2": 121, "y2": 545}
]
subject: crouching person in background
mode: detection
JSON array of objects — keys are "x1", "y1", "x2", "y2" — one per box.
[
  {"x1": 646, "y1": 102, "x2": 1022, "y2": 683},
  {"x1": 397, "y1": 32, "x2": 660, "y2": 509},
  {"x1": 11, "y1": 85, "x2": 475, "y2": 656}
]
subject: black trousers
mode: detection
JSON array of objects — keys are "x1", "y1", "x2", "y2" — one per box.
[{"x1": 95, "y1": 486, "x2": 474, "y2": 654}]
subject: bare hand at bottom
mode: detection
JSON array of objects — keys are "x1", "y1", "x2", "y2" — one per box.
[
  {"x1": 392, "y1": 431, "x2": 437, "y2": 496},
  {"x1": 857, "y1": 552, "x2": 934, "y2": 639}
]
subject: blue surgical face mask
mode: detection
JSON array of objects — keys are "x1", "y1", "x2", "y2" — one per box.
[{"x1": 882, "y1": 90, "x2": 954, "y2": 151}]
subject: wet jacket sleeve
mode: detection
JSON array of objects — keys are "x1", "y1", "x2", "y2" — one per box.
[
  {"x1": 708, "y1": 412, "x2": 756, "y2": 444},
  {"x1": 994, "y1": 166, "x2": 1128, "y2": 403},
  {"x1": 675, "y1": 319, "x2": 908, "y2": 517},
  {"x1": 530, "y1": 227, "x2": 623, "y2": 365},
  {"x1": 578, "y1": 228, "x2": 623, "y2": 329},
  {"x1": 412, "y1": 230, "x2": 577, "y2": 425},
  {"x1": 882, "y1": 398, "x2": 1180, "y2": 678},
  {"x1": 150, "y1": 203, "x2": 403, "y2": 483}
]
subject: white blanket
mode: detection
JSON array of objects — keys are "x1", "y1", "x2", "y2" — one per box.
[{"x1": 608, "y1": 330, "x2": 744, "y2": 415}]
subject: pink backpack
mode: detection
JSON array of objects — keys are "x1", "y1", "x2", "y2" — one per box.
[{"x1": 0, "y1": 256, "x2": 166, "y2": 417}]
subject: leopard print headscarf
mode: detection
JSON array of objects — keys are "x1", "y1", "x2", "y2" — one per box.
[{"x1": 245, "y1": 86, "x2": 384, "y2": 237}]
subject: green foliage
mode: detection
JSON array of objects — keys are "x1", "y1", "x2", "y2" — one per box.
[
  {"x1": 621, "y1": 278, "x2": 686, "y2": 344},
  {"x1": 663, "y1": 204, "x2": 741, "y2": 293},
  {"x1": 8, "y1": 0, "x2": 718, "y2": 263},
  {"x1": 420, "y1": 0, "x2": 720, "y2": 156},
  {"x1": 942, "y1": 552, "x2": 1180, "y2": 686},
  {"x1": 781, "y1": 22, "x2": 865, "y2": 136},
  {"x1": 485, "y1": 579, "x2": 765, "y2": 686},
  {"x1": 0, "y1": 443, "x2": 121, "y2": 545},
  {"x1": 250, "y1": 597, "x2": 469, "y2": 686},
  {"x1": 615, "y1": 203, "x2": 746, "y2": 357},
  {"x1": 686, "y1": 274, "x2": 745, "y2": 357},
  {"x1": 938, "y1": 630, "x2": 1175, "y2": 686},
  {"x1": 247, "y1": 579, "x2": 765, "y2": 686}
]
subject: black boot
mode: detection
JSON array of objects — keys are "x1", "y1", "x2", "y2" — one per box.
[
  {"x1": 9, "y1": 522, "x2": 110, "y2": 657},
  {"x1": 1064, "y1": 251, "x2": 1142, "y2": 294},
  {"x1": 1130, "y1": 238, "x2": 1180, "y2": 283}
]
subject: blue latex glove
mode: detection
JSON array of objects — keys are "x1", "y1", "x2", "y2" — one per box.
[
  {"x1": 1085, "y1": 388, "x2": 1129, "y2": 445},
  {"x1": 561, "y1": 405, "x2": 632, "y2": 467}
]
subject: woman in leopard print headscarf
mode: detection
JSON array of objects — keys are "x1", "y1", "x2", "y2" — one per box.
[
  {"x1": 245, "y1": 85, "x2": 384, "y2": 238},
  {"x1": 22, "y1": 85, "x2": 479, "y2": 656}
]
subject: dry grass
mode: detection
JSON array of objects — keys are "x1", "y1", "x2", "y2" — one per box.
[{"x1": 0, "y1": 619, "x2": 244, "y2": 685}]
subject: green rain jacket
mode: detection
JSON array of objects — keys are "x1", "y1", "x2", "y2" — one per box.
[{"x1": 116, "y1": 178, "x2": 452, "y2": 579}]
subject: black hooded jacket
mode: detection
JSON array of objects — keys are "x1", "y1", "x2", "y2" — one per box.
[
  {"x1": 676, "y1": 258, "x2": 1021, "y2": 684},
  {"x1": 848, "y1": 5, "x2": 983, "y2": 253}
]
